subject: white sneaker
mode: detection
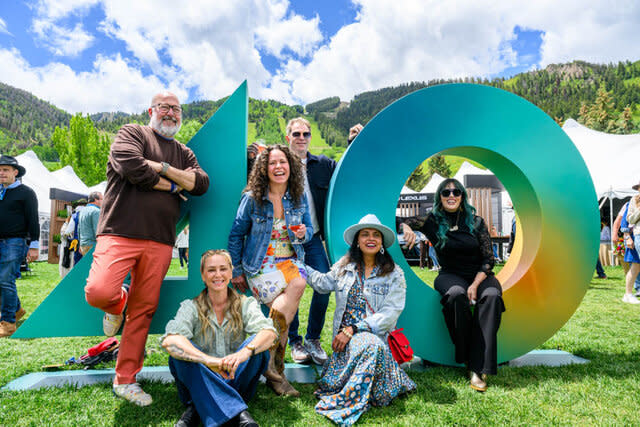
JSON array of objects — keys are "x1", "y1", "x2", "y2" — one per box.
[
  {"x1": 622, "y1": 293, "x2": 640, "y2": 304},
  {"x1": 113, "y1": 382, "x2": 152, "y2": 406},
  {"x1": 103, "y1": 312, "x2": 124, "y2": 336}
]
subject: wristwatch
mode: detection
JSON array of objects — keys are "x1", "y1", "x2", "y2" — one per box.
[
  {"x1": 246, "y1": 343, "x2": 256, "y2": 356},
  {"x1": 160, "y1": 162, "x2": 170, "y2": 175}
]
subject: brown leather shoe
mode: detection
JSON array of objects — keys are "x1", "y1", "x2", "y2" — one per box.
[
  {"x1": 469, "y1": 371, "x2": 487, "y2": 392},
  {"x1": 0, "y1": 321, "x2": 17, "y2": 338},
  {"x1": 266, "y1": 375, "x2": 300, "y2": 397},
  {"x1": 15, "y1": 307, "x2": 26, "y2": 321}
]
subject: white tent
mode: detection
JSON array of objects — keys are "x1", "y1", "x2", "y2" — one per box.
[
  {"x1": 88, "y1": 181, "x2": 107, "y2": 194},
  {"x1": 16, "y1": 151, "x2": 67, "y2": 214},
  {"x1": 420, "y1": 173, "x2": 446, "y2": 193},
  {"x1": 562, "y1": 119, "x2": 640, "y2": 199},
  {"x1": 400, "y1": 185, "x2": 417, "y2": 194},
  {"x1": 52, "y1": 166, "x2": 90, "y2": 194},
  {"x1": 453, "y1": 161, "x2": 493, "y2": 182}
]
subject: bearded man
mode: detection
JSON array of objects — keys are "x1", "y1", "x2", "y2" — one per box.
[{"x1": 84, "y1": 91, "x2": 209, "y2": 406}]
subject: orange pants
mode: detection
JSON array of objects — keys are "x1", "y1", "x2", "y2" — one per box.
[{"x1": 85, "y1": 235, "x2": 172, "y2": 384}]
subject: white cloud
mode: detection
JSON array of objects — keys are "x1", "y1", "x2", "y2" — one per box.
[
  {"x1": 6, "y1": 0, "x2": 640, "y2": 113},
  {"x1": 0, "y1": 17, "x2": 12, "y2": 35},
  {"x1": 0, "y1": 48, "x2": 185, "y2": 113},
  {"x1": 267, "y1": 0, "x2": 640, "y2": 104},
  {"x1": 32, "y1": 20, "x2": 95, "y2": 56}
]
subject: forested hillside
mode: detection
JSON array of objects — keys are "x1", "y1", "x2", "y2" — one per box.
[{"x1": 1, "y1": 60, "x2": 639, "y2": 182}]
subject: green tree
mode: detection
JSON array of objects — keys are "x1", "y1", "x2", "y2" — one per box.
[
  {"x1": 175, "y1": 119, "x2": 202, "y2": 144},
  {"x1": 52, "y1": 114, "x2": 110, "y2": 186},
  {"x1": 585, "y1": 84, "x2": 615, "y2": 131},
  {"x1": 406, "y1": 163, "x2": 429, "y2": 191},
  {"x1": 427, "y1": 155, "x2": 452, "y2": 178}
]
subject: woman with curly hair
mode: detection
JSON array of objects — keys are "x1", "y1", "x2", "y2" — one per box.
[
  {"x1": 161, "y1": 250, "x2": 277, "y2": 427},
  {"x1": 415, "y1": 178, "x2": 505, "y2": 392},
  {"x1": 228, "y1": 144, "x2": 312, "y2": 397}
]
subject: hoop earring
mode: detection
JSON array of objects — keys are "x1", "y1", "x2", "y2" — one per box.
[{"x1": 380, "y1": 247, "x2": 385, "y2": 255}]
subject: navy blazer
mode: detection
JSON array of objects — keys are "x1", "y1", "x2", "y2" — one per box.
[{"x1": 305, "y1": 152, "x2": 336, "y2": 238}]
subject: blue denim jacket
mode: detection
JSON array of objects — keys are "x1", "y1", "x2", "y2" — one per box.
[
  {"x1": 306, "y1": 257, "x2": 407, "y2": 340},
  {"x1": 228, "y1": 190, "x2": 313, "y2": 277}
]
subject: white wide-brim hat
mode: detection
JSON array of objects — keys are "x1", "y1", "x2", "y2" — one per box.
[{"x1": 343, "y1": 214, "x2": 396, "y2": 248}]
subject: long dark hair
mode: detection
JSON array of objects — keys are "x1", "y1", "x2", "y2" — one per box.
[
  {"x1": 432, "y1": 178, "x2": 476, "y2": 249},
  {"x1": 245, "y1": 144, "x2": 305, "y2": 207},
  {"x1": 346, "y1": 229, "x2": 395, "y2": 276}
]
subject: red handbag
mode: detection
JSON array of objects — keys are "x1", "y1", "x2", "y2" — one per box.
[{"x1": 387, "y1": 328, "x2": 413, "y2": 364}]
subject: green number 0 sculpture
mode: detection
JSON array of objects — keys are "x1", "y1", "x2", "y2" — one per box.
[{"x1": 324, "y1": 83, "x2": 599, "y2": 365}]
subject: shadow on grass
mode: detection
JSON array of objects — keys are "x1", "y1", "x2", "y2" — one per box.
[
  {"x1": 490, "y1": 348, "x2": 640, "y2": 390},
  {"x1": 113, "y1": 381, "x2": 184, "y2": 426}
]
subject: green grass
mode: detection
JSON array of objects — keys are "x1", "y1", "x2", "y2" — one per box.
[{"x1": 1, "y1": 262, "x2": 639, "y2": 425}]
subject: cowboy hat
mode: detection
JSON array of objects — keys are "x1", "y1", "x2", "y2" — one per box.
[{"x1": 343, "y1": 214, "x2": 396, "y2": 248}]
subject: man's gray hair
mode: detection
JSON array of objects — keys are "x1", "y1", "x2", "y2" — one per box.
[
  {"x1": 88, "y1": 191, "x2": 102, "y2": 203},
  {"x1": 285, "y1": 117, "x2": 311, "y2": 135}
]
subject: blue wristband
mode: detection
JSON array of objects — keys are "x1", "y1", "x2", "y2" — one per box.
[{"x1": 169, "y1": 182, "x2": 176, "y2": 193}]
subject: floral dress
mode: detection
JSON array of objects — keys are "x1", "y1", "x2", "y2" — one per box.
[
  {"x1": 314, "y1": 268, "x2": 416, "y2": 425},
  {"x1": 247, "y1": 217, "x2": 307, "y2": 304}
]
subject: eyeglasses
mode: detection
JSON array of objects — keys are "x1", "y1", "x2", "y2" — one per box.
[
  {"x1": 440, "y1": 189, "x2": 462, "y2": 197},
  {"x1": 291, "y1": 131, "x2": 311, "y2": 138},
  {"x1": 153, "y1": 103, "x2": 182, "y2": 114}
]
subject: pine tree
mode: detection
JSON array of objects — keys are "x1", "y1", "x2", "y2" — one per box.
[{"x1": 427, "y1": 155, "x2": 452, "y2": 178}]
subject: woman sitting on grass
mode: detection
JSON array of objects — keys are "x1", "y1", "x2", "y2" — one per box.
[
  {"x1": 161, "y1": 249, "x2": 277, "y2": 427},
  {"x1": 305, "y1": 214, "x2": 416, "y2": 426}
]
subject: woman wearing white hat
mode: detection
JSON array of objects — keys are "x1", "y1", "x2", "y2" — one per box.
[{"x1": 304, "y1": 214, "x2": 416, "y2": 425}]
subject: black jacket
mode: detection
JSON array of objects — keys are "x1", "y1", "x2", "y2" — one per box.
[{"x1": 305, "y1": 152, "x2": 336, "y2": 238}]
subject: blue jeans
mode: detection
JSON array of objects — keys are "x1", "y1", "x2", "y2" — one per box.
[
  {"x1": 168, "y1": 335, "x2": 268, "y2": 427},
  {"x1": 428, "y1": 245, "x2": 439, "y2": 268},
  {"x1": 289, "y1": 233, "x2": 331, "y2": 344},
  {"x1": 0, "y1": 238, "x2": 27, "y2": 323},
  {"x1": 595, "y1": 259, "x2": 606, "y2": 277}
]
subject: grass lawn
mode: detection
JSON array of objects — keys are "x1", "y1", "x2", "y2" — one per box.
[{"x1": 1, "y1": 262, "x2": 639, "y2": 425}]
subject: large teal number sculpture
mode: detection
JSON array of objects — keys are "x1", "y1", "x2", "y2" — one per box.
[{"x1": 325, "y1": 83, "x2": 599, "y2": 365}]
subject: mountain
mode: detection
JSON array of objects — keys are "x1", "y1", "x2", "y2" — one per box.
[
  {"x1": 1, "y1": 60, "x2": 639, "y2": 163},
  {"x1": 0, "y1": 82, "x2": 70, "y2": 158}
]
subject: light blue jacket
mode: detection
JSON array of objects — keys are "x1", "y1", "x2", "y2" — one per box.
[
  {"x1": 78, "y1": 203, "x2": 100, "y2": 247},
  {"x1": 228, "y1": 190, "x2": 313, "y2": 277},
  {"x1": 306, "y1": 257, "x2": 407, "y2": 340}
]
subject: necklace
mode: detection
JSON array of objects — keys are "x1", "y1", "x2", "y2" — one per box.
[{"x1": 449, "y1": 210, "x2": 460, "y2": 231}]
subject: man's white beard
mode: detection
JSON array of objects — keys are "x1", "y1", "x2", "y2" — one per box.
[{"x1": 150, "y1": 113, "x2": 181, "y2": 138}]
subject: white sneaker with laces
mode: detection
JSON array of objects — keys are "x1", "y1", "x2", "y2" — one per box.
[
  {"x1": 103, "y1": 312, "x2": 124, "y2": 337},
  {"x1": 622, "y1": 293, "x2": 640, "y2": 304},
  {"x1": 113, "y1": 382, "x2": 152, "y2": 406},
  {"x1": 290, "y1": 340, "x2": 311, "y2": 364},
  {"x1": 305, "y1": 339, "x2": 328, "y2": 365}
]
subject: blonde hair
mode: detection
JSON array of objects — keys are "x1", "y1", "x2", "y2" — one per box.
[
  {"x1": 195, "y1": 249, "x2": 243, "y2": 344},
  {"x1": 285, "y1": 117, "x2": 311, "y2": 135}
]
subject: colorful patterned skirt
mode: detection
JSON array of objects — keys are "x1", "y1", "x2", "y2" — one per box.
[{"x1": 314, "y1": 332, "x2": 416, "y2": 425}]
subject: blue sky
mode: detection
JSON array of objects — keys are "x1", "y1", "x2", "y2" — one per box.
[{"x1": 0, "y1": 1, "x2": 637, "y2": 113}]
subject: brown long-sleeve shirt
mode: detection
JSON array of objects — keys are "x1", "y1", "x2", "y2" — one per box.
[{"x1": 97, "y1": 124, "x2": 209, "y2": 246}]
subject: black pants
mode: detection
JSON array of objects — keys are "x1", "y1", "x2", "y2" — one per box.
[{"x1": 434, "y1": 272, "x2": 505, "y2": 375}]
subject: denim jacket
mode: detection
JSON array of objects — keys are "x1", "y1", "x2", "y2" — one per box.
[
  {"x1": 228, "y1": 190, "x2": 313, "y2": 277},
  {"x1": 306, "y1": 257, "x2": 406, "y2": 340}
]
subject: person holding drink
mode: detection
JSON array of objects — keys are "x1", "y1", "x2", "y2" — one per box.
[{"x1": 228, "y1": 144, "x2": 312, "y2": 397}]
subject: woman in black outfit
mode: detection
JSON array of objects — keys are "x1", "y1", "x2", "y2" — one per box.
[{"x1": 419, "y1": 178, "x2": 505, "y2": 392}]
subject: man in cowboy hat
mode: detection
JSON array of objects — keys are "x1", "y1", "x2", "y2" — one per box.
[{"x1": 0, "y1": 155, "x2": 39, "y2": 337}]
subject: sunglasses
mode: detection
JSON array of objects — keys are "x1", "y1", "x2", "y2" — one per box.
[
  {"x1": 291, "y1": 131, "x2": 311, "y2": 138},
  {"x1": 441, "y1": 189, "x2": 462, "y2": 197}
]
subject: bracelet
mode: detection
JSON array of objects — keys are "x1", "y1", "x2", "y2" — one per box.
[
  {"x1": 169, "y1": 182, "x2": 176, "y2": 193},
  {"x1": 342, "y1": 328, "x2": 353, "y2": 339}
]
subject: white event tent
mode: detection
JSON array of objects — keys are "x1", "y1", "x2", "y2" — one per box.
[{"x1": 562, "y1": 118, "x2": 640, "y2": 200}]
